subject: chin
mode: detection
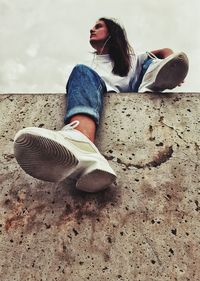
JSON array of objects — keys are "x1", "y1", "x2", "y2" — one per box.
[
  {"x1": 89, "y1": 39, "x2": 97, "y2": 48},
  {"x1": 90, "y1": 38, "x2": 96, "y2": 43}
]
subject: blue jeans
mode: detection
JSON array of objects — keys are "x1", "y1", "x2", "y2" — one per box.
[
  {"x1": 133, "y1": 57, "x2": 153, "y2": 92},
  {"x1": 64, "y1": 59, "x2": 152, "y2": 126},
  {"x1": 64, "y1": 64, "x2": 106, "y2": 126}
]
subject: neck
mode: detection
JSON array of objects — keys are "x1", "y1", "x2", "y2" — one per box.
[
  {"x1": 91, "y1": 38, "x2": 110, "y2": 55},
  {"x1": 95, "y1": 45, "x2": 109, "y2": 55}
]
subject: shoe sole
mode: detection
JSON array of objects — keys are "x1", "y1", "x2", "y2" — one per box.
[
  {"x1": 14, "y1": 133, "x2": 79, "y2": 182},
  {"x1": 152, "y1": 53, "x2": 189, "y2": 91},
  {"x1": 14, "y1": 133, "x2": 116, "y2": 191},
  {"x1": 76, "y1": 169, "x2": 116, "y2": 193}
]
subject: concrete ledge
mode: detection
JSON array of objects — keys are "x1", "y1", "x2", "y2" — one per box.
[{"x1": 0, "y1": 93, "x2": 200, "y2": 280}]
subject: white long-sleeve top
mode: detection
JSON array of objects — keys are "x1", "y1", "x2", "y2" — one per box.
[
  {"x1": 65, "y1": 52, "x2": 148, "y2": 93},
  {"x1": 89, "y1": 53, "x2": 148, "y2": 93}
]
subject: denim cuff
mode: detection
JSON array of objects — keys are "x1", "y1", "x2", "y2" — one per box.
[{"x1": 64, "y1": 106, "x2": 100, "y2": 126}]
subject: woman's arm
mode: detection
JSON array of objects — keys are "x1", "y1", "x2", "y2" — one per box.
[{"x1": 150, "y1": 48, "x2": 173, "y2": 59}]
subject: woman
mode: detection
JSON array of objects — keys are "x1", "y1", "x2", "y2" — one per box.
[{"x1": 14, "y1": 18, "x2": 189, "y2": 192}]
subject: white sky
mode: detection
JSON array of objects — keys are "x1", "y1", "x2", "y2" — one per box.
[{"x1": 0, "y1": 0, "x2": 199, "y2": 93}]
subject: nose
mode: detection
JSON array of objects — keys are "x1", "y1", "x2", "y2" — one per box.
[{"x1": 90, "y1": 26, "x2": 95, "y2": 34}]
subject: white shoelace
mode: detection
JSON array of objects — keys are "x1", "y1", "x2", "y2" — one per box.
[
  {"x1": 146, "y1": 51, "x2": 158, "y2": 60},
  {"x1": 62, "y1": 120, "x2": 80, "y2": 131}
]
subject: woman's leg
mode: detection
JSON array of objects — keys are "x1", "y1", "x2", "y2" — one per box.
[
  {"x1": 138, "y1": 52, "x2": 189, "y2": 92},
  {"x1": 13, "y1": 64, "x2": 116, "y2": 191},
  {"x1": 64, "y1": 64, "x2": 107, "y2": 142},
  {"x1": 70, "y1": 115, "x2": 96, "y2": 142},
  {"x1": 132, "y1": 57, "x2": 153, "y2": 92}
]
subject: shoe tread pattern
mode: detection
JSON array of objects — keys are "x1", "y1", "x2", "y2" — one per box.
[
  {"x1": 14, "y1": 133, "x2": 78, "y2": 182},
  {"x1": 154, "y1": 54, "x2": 189, "y2": 91}
]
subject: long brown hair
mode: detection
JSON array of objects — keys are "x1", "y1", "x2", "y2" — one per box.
[{"x1": 99, "y1": 17, "x2": 134, "y2": 76}]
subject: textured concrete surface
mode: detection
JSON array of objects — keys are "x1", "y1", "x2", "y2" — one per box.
[{"x1": 0, "y1": 93, "x2": 200, "y2": 281}]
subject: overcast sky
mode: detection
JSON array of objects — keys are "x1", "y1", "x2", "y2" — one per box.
[{"x1": 0, "y1": 0, "x2": 199, "y2": 93}]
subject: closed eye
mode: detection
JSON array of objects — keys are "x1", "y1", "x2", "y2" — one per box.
[{"x1": 95, "y1": 23, "x2": 103, "y2": 29}]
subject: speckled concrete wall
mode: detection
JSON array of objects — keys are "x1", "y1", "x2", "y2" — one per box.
[{"x1": 0, "y1": 93, "x2": 200, "y2": 281}]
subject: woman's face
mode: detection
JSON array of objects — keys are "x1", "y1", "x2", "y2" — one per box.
[{"x1": 90, "y1": 20, "x2": 109, "y2": 47}]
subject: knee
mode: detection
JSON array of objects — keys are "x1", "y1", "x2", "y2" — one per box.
[
  {"x1": 66, "y1": 64, "x2": 89, "y2": 90},
  {"x1": 72, "y1": 64, "x2": 91, "y2": 74}
]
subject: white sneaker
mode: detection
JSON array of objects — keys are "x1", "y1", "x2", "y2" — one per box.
[
  {"x1": 14, "y1": 121, "x2": 116, "y2": 192},
  {"x1": 138, "y1": 52, "x2": 189, "y2": 92}
]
